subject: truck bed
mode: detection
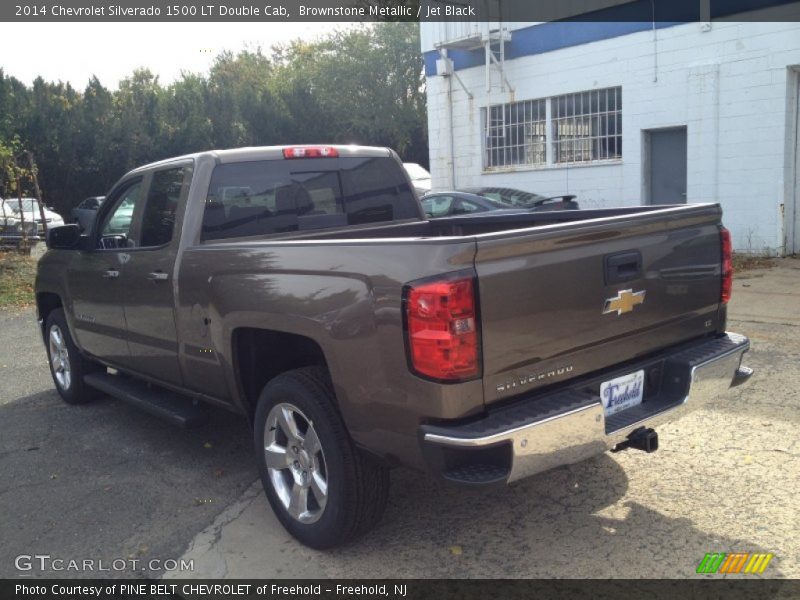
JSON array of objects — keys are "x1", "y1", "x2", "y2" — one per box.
[
  {"x1": 223, "y1": 204, "x2": 685, "y2": 242},
  {"x1": 191, "y1": 202, "x2": 724, "y2": 411}
]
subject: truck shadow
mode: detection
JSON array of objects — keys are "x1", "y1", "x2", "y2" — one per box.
[
  {"x1": 319, "y1": 456, "x2": 783, "y2": 579},
  {"x1": 0, "y1": 388, "x2": 785, "y2": 580},
  {"x1": 0, "y1": 389, "x2": 256, "y2": 578}
]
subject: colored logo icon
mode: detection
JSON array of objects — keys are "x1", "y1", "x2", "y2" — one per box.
[{"x1": 697, "y1": 553, "x2": 774, "y2": 574}]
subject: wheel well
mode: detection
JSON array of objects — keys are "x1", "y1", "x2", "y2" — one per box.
[
  {"x1": 36, "y1": 293, "x2": 62, "y2": 340},
  {"x1": 233, "y1": 328, "x2": 329, "y2": 419}
]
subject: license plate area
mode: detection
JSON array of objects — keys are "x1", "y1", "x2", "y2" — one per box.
[{"x1": 600, "y1": 369, "x2": 645, "y2": 417}]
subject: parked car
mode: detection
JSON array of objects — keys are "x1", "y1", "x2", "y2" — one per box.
[
  {"x1": 0, "y1": 198, "x2": 42, "y2": 240},
  {"x1": 421, "y1": 191, "x2": 528, "y2": 218},
  {"x1": 4, "y1": 197, "x2": 65, "y2": 235},
  {"x1": 459, "y1": 186, "x2": 580, "y2": 211},
  {"x1": 1, "y1": 199, "x2": 19, "y2": 232},
  {"x1": 71, "y1": 196, "x2": 105, "y2": 231},
  {"x1": 421, "y1": 189, "x2": 580, "y2": 219},
  {"x1": 37, "y1": 144, "x2": 751, "y2": 549},
  {"x1": 403, "y1": 162, "x2": 431, "y2": 195}
]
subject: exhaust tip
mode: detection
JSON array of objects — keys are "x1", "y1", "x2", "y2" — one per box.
[{"x1": 731, "y1": 365, "x2": 754, "y2": 388}]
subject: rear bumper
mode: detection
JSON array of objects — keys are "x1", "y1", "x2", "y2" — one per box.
[{"x1": 421, "y1": 332, "x2": 751, "y2": 485}]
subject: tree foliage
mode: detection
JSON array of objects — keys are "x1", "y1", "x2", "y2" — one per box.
[{"x1": 0, "y1": 23, "x2": 427, "y2": 216}]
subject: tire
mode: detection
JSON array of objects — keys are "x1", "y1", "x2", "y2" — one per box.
[
  {"x1": 45, "y1": 308, "x2": 101, "y2": 405},
  {"x1": 254, "y1": 366, "x2": 390, "y2": 549}
]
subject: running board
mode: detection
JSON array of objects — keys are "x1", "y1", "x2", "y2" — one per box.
[{"x1": 84, "y1": 372, "x2": 209, "y2": 428}]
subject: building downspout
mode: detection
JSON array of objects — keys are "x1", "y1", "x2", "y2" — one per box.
[
  {"x1": 438, "y1": 48, "x2": 473, "y2": 189},
  {"x1": 445, "y1": 53, "x2": 456, "y2": 188},
  {"x1": 651, "y1": 0, "x2": 659, "y2": 83}
]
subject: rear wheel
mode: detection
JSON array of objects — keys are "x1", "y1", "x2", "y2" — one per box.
[
  {"x1": 45, "y1": 308, "x2": 101, "y2": 404},
  {"x1": 254, "y1": 366, "x2": 389, "y2": 549}
]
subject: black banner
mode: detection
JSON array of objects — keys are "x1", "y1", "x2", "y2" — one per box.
[
  {"x1": 2, "y1": 0, "x2": 800, "y2": 22},
  {"x1": 3, "y1": 579, "x2": 800, "y2": 600}
]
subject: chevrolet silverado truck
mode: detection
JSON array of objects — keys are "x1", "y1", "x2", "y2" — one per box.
[{"x1": 35, "y1": 145, "x2": 753, "y2": 548}]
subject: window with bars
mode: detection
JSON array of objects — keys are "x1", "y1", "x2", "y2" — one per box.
[
  {"x1": 552, "y1": 87, "x2": 621, "y2": 163},
  {"x1": 482, "y1": 86, "x2": 622, "y2": 170},
  {"x1": 484, "y1": 99, "x2": 547, "y2": 169}
]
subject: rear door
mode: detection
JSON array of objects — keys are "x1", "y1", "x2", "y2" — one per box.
[
  {"x1": 120, "y1": 163, "x2": 191, "y2": 386},
  {"x1": 473, "y1": 205, "x2": 724, "y2": 406}
]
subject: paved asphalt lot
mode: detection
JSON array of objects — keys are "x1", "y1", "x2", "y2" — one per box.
[{"x1": 1, "y1": 258, "x2": 798, "y2": 579}]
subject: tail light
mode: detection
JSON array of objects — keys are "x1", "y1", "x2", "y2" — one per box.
[
  {"x1": 404, "y1": 275, "x2": 480, "y2": 381},
  {"x1": 282, "y1": 146, "x2": 339, "y2": 159},
  {"x1": 720, "y1": 226, "x2": 733, "y2": 304}
]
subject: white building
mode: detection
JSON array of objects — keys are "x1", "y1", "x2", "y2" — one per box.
[{"x1": 421, "y1": 8, "x2": 800, "y2": 255}]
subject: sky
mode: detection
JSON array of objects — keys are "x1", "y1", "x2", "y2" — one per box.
[{"x1": 1, "y1": 22, "x2": 351, "y2": 89}]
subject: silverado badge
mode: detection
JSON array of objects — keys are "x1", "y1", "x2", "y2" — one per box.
[{"x1": 603, "y1": 289, "x2": 646, "y2": 316}]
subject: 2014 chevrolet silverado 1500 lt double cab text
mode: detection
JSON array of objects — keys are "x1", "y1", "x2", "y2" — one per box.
[{"x1": 35, "y1": 145, "x2": 753, "y2": 548}]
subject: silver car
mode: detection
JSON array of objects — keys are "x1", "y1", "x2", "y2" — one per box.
[{"x1": 3, "y1": 198, "x2": 65, "y2": 235}]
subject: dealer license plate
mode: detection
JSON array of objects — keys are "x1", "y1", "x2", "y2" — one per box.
[{"x1": 600, "y1": 369, "x2": 645, "y2": 416}]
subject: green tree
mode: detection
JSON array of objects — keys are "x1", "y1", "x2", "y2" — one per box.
[
  {"x1": 272, "y1": 23, "x2": 426, "y2": 160},
  {"x1": 0, "y1": 23, "x2": 428, "y2": 217}
]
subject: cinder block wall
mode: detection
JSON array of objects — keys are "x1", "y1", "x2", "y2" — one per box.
[{"x1": 422, "y1": 21, "x2": 800, "y2": 255}]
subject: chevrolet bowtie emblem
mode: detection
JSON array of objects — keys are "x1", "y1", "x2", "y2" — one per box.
[{"x1": 603, "y1": 289, "x2": 646, "y2": 316}]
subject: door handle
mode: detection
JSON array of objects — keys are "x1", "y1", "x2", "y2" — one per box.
[
  {"x1": 147, "y1": 271, "x2": 169, "y2": 282},
  {"x1": 604, "y1": 251, "x2": 642, "y2": 285},
  {"x1": 102, "y1": 269, "x2": 119, "y2": 279}
]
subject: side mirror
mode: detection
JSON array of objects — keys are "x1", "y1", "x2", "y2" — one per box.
[{"x1": 46, "y1": 224, "x2": 82, "y2": 250}]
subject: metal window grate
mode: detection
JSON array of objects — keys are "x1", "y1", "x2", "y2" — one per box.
[
  {"x1": 484, "y1": 98, "x2": 547, "y2": 169},
  {"x1": 552, "y1": 87, "x2": 622, "y2": 164}
]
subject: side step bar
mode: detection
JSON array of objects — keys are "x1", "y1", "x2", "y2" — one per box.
[{"x1": 84, "y1": 372, "x2": 209, "y2": 428}]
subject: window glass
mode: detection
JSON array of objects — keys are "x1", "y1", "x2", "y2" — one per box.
[
  {"x1": 202, "y1": 156, "x2": 417, "y2": 240},
  {"x1": 5, "y1": 198, "x2": 43, "y2": 214},
  {"x1": 456, "y1": 199, "x2": 484, "y2": 214},
  {"x1": 484, "y1": 98, "x2": 546, "y2": 169},
  {"x1": 101, "y1": 182, "x2": 141, "y2": 241},
  {"x1": 482, "y1": 86, "x2": 622, "y2": 170},
  {"x1": 481, "y1": 188, "x2": 545, "y2": 207},
  {"x1": 478, "y1": 191, "x2": 502, "y2": 203},
  {"x1": 421, "y1": 195, "x2": 454, "y2": 218},
  {"x1": 551, "y1": 87, "x2": 622, "y2": 163},
  {"x1": 140, "y1": 167, "x2": 185, "y2": 247},
  {"x1": 80, "y1": 197, "x2": 102, "y2": 209}
]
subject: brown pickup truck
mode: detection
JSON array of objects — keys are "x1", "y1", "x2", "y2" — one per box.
[{"x1": 35, "y1": 145, "x2": 752, "y2": 548}]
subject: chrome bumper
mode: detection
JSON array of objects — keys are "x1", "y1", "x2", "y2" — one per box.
[{"x1": 422, "y1": 332, "x2": 751, "y2": 484}]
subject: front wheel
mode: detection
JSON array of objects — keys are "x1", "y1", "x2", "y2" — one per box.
[
  {"x1": 254, "y1": 367, "x2": 389, "y2": 549},
  {"x1": 45, "y1": 308, "x2": 101, "y2": 404}
]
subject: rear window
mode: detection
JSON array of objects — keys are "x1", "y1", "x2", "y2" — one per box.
[{"x1": 201, "y1": 156, "x2": 418, "y2": 240}]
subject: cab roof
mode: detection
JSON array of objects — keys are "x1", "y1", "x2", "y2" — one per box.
[{"x1": 128, "y1": 145, "x2": 395, "y2": 174}]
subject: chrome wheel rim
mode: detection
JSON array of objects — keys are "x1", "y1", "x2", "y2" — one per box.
[
  {"x1": 264, "y1": 402, "x2": 328, "y2": 524},
  {"x1": 49, "y1": 325, "x2": 71, "y2": 390}
]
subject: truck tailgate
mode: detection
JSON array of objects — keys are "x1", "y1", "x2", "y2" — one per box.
[{"x1": 474, "y1": 204, "x2": 724, "y2": 406}]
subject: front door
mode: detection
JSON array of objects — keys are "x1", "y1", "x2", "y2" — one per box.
[
  {"x1": 120, "y1": 164, "x2": 189, "y2": 386},
  {"x1": 67, "y1": 178, "x2": 143, "y2": 364},
  {"x1": 646, "y1": 127, "x2": 688, "y2": 205}
]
